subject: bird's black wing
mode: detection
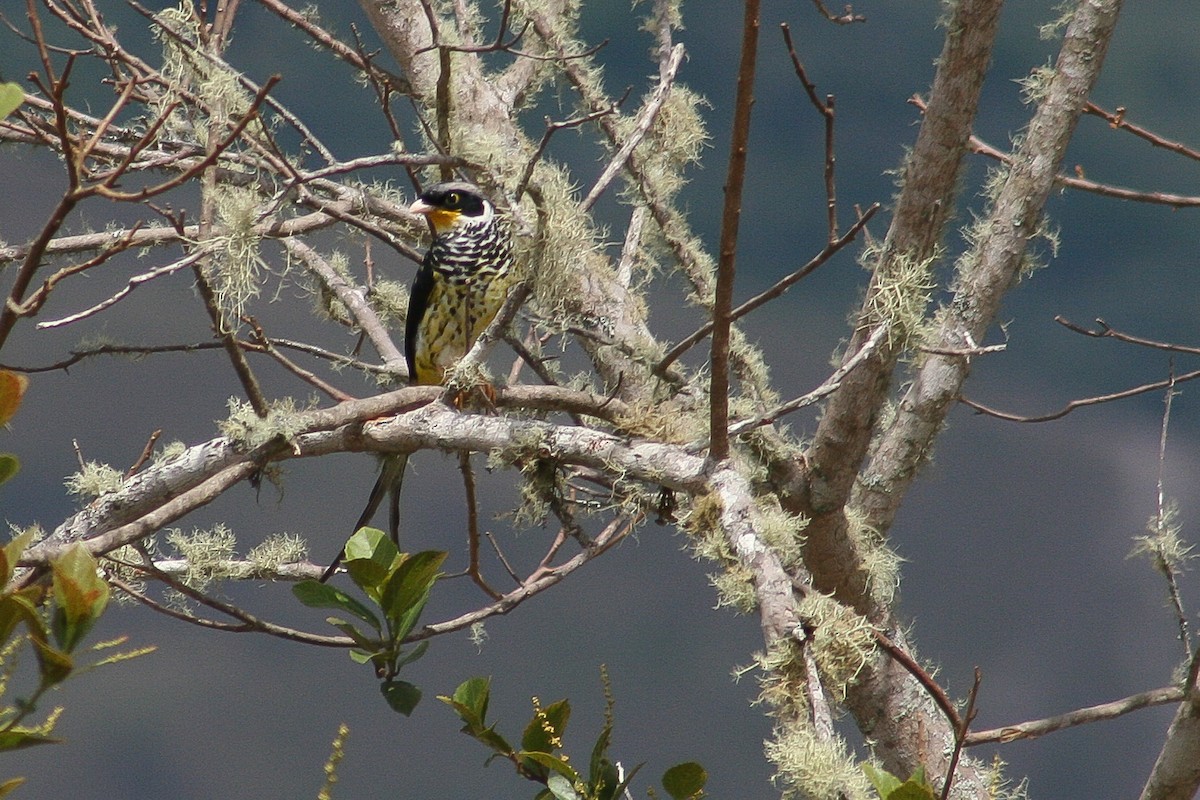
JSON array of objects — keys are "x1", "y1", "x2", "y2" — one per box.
[{"x1": 405, "y1": 254, "x2": 436, "y2": 383}]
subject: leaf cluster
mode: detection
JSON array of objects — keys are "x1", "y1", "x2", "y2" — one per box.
[
  {"x1": 293, "y1": 527, "x2": 445, "y2": 715},
  {"x1": 439, "y1": 675, "x2": 707, "y2": 800},
  {"x1": 0, "y1": 536, "x2": 149, "y2": 795}
]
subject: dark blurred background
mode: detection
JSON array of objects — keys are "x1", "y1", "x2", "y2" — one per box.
[{"x1": 2, "y1": 2, "x2": 1199, "y2": 797}]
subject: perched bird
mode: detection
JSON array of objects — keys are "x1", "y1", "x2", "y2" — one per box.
[{"x1": 321, "y1": 181, "x2": 515, "y2": 581}]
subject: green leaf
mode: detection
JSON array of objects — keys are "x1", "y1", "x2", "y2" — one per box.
[
  {"x1": 0, "y1": 528, "x2": 36, "y2": 586},
  {"x1": 589, "y1": 721, "x2": 613, "y2": 787},
  {"x1": 662, "y1": 762, "x2": 707, "y2": 800},
  {"x1": 394, "y1": 639, "x2": 430, "y2": 670},
  {"x1": 380, "y1": 550, "x2": 446, "y2": 638},
  {"x1": 0, "y1": 730, "x2": 62, "y2": 751},
  {"x1": 863, "y1": 764, "x2": 937, "y2": 800},
  {"x1": 292, "y1": 580, "x2": 381, "y2": 632},
  {"x1": 0, "y1": 84, "x2": 22, "y2": 121},
  {"x1": 50, "y1": 544, "x2": 110, "y2": 651},
  {"x1": 0, "y1": 455, "x2": 19, "y2": 487},
  {"x1": 326, "y1": 617, "x2": 380, "y2": 651},
  {"x1": 521, "y1": 698, "x2": 571, "y2": 775},
  {"x1": 380, "y1": 679, "x2": 422, "y2": 716},
  {"x1": 0, "y1": 592, "x2": 43, "y2": 645},
  {"x1": 589, "y1": 757, "x2": 623, "y2": 800},
  {"x1": 441, "y1": 675, "x2": 492, "y2": 728},
  {"x1": 518, "y1": 751, "x2": 580, "y2": 784},
  {"x1": 472, "y1": 726, "x2": 514, "y2": 757},
  {"x1": 343, "y1": 527, "x2": 400, "y2": 599},
  {"x1": 546, "y1": 773, "x2": 581, "y2": 800},
  {"x1": 30, "y1": 635, "x2": 73, "y2": 687},
  {"x1": 863, "y1": 763, "x2": 902, "y2": 798},
  {"x1": 437, "y1": 677, "x2": 514, "y2": 755}
]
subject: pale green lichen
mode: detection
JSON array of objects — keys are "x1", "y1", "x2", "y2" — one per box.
[
  {"x1": 1037, "y1": 2, "x2": 1076, "y2": 41},
  {"x1": 218, "y1": 397, "x2": 307, "y2": 450},
  {"x1": 165, "y1": 524, "x2": 237, "y2": 589},
  {"x1": 208, "y1": 183, "x2": 271, "y2": 323},
  {"x1": 796, "y1": 592, "x2": 877, "y2": 703},
  {"x1": 247, "y1": 533, "x2": 308, "y2": 572},
  {"x1": 64, "y1": 461, "x2": 124, "y2": 500},
  {"x1": 1131, "y1": 500, "x2": 1194, "y2": 573},
  {"x1": 982, "y1": 754, "x2": 1031, "y2": 800},
  {"x1": 1015, "y1": 62, "x2": 1056, "y2": 106},
  {"x1": 764, "y1": 722, "x2": 873, "y2": 800},
  {"x1": 753, "y1": 500, "x2": 808, "y2": 571},
  {"x1": 151, "y1": 440, "x2": 189, "y2": 465},
  {"x1": 845, "y1": 508, "x2": 903, "y2": 608},
  {"x1": 861, "y1": 243, "x2": 938, "y2": 350}
]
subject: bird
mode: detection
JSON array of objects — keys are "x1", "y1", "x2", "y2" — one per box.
[{"x1": 320, "y1": 181, "x2": 515, "y2": 582}]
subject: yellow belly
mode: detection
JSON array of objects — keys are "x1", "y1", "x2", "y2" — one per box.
[{"x1": 411, "y1": 275, "x2": 513, "y2": 385}]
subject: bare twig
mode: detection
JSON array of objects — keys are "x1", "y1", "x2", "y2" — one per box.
[
  {"x1": 966, "y1": 685, "x2": 1184, "y2": 746},
  {"x1": 458, "y1": 452, "x2": 501, "y2": 599},
  {"x1": 284, "y1": 237, "x2": 407, "y2": 376},
  {"x1": 709, "y1": 0, "x2": 761, "y2": 463},
  {"x1": 1084, "y1": 102, "x2": 1200, "y2": 163},
  {"x1": 940, "y1": 668, "x2": 982, "y2": 800},
  {"x1": 656, "y1": 203, "x2": 878, "y2": 374},
  {"x1": 961, "y1": 375, "x2": 1200, "y2": 422}
]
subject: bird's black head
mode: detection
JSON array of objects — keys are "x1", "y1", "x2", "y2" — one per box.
[{"x1": 409, "y1": 181, "x2": 493, "y2": 234}]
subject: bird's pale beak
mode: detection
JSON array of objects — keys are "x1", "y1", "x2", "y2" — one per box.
[{"x1": 410, "y1": 198, "x2": 459, "y2": 233}]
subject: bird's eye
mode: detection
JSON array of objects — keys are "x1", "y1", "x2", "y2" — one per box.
[{"x1": 445, "y1": 191, "x2": 461, "y2": 207}]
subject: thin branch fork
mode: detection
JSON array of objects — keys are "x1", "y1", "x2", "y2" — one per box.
[
  {"x1": 1085, "y1": 101, "x2": 1200, "y2": 162},
  {"x1": 911, "y1": 95, "x2": 1200, "y2": 209},
  {"x1": 780, "y1": 23, "x2": 840, "y2": 240},
  {"x1": 961, "y1": 368, "x2": 1200, "y2": 423},
  {"x1": 656, "y1": 202, "x2": 879, "y2": 374}
]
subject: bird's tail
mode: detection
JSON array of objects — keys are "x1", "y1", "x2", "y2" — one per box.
[{"x1": 319, "y1": 452, "x2": 409, "y2": 582}]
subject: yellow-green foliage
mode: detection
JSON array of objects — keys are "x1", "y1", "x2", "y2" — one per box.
[
  {"x1": 64, "y1": 461, "x2": 124, "y2": 500},
  {"x1": 369, "y1": 278, "x2": 410, "y2": 326},
  {"x1": 614, "y1": 396, "x2": 705, "y2": 445},
  {"x1": 105, "y1": 541, "x2": 154, "y2": 601},
  {"x1": 151, "y1": 440, "x2": 189, "y2": 465},
  {"x1": 796, "y1": 592, "x2": 877, "y2": 702},
  {"x1": 165, "y1": 524, "x2": 237, "y2": 589},
  {"x1": 218, "y1": 397, "x2": 307, "y2": 450},
  {"x1": 520, "y1": 165, "x2": 618, "y2": 328},
  {"x1": 1038, "y1": 2, "x2": 1076, "y2": 41},
  {"x1": 764, "y1": 722, "x2": 873, "y2": 800},
  {"x1": 730, "y1": 327, "x2": 780, "y2": 408},
  {"x1": 306, "y1": 250, "x2": 354, "y2": 327},
  {"x1": 625, "y1": 85, "x2": 709, "y2": 204},
  {"x1": 982, "y1": 754, "x2": 1030, "y2": 800}
]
